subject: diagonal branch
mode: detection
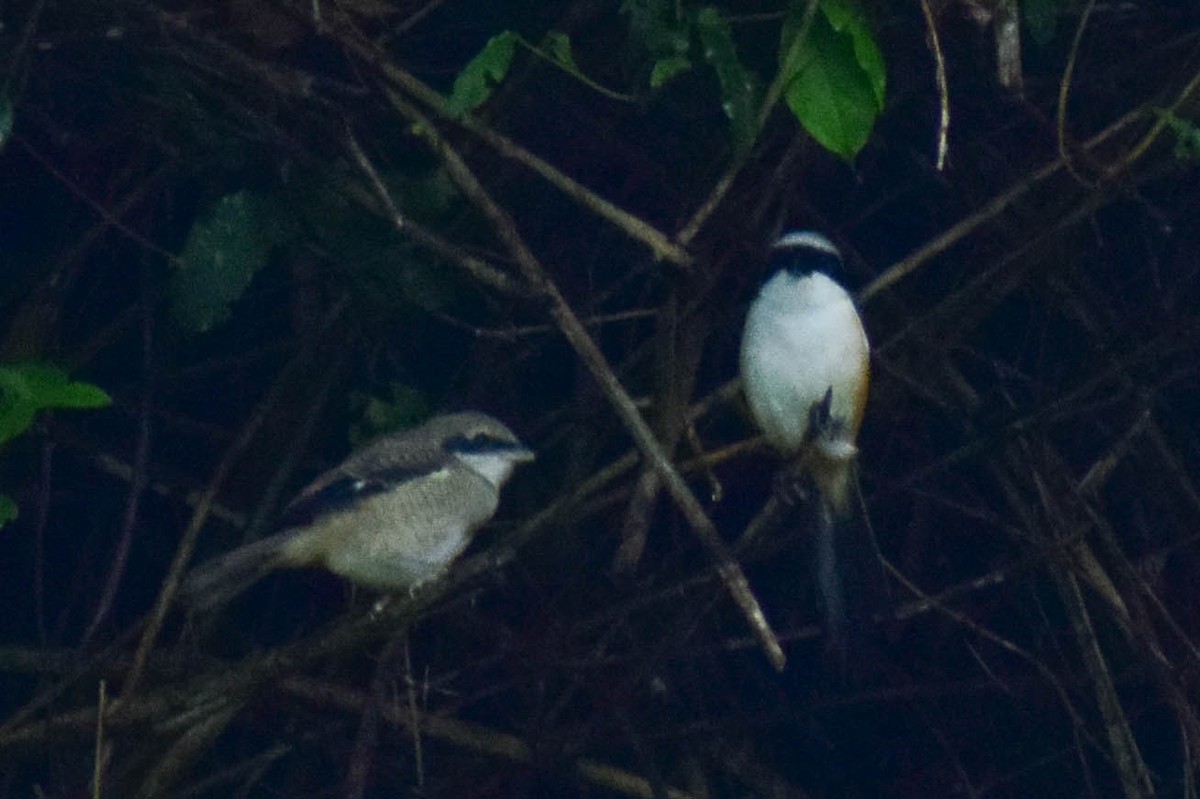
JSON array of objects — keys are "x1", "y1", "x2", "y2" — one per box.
[{"x1": 381, "y1": 90, "x2": 787, "y2": 672}]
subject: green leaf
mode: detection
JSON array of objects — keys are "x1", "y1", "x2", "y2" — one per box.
[
  {"x1": 0, "y1": 494, "x2": 17, "y2": 528},
  {"x1": 781, "y1": 1, "x2": 885, "y2": 161},
  {"x1": 622, "y1": 0, "x2": 694, "y2": 90},
  {"x1": 171, "y1": 191, "x2": 272, "y2": 333},
  {"x1": 1023, "y1": 0, "x2": 1058, "y2": 46},
  {"x1": 0, "y1": 362, "x2": 111, "y2": 446},
  {"x1": 444, "y1": 31, "x2": 518, "y2": 118},
  {"x1": 622, "y1": 0, "x2": 690, "y2": 57},
  {"x1": 0, "y1": 402, "x2": 36, "y2": 448},
  {"x1": 818, "y1": 0, "x2": 886, "y2": 107},
  {"x1": 348, "y1": 384, "x2": 433, "y2": 447},
  {"x1": 544, "y1": 31, "x2": 580, "y2": 72},
  {"x1": 650, "y1": 55, "x2": 693, "y2": 89},
  {"x1": 6, "y1": 363, "x2": 111, "y2": 409},
  {"x1": 1156, "y1": 109, "x2": 1200, "y2": 164},
  {"x1": 696, "y1": 7, "x2": 762, "y2": 154}
]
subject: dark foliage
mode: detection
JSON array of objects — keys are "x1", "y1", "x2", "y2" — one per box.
[{"x1": 1, "y1": 0, "x2": 1199, "y2": 797}]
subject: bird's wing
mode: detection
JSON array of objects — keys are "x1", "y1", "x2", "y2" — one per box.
[{"x1": 279, "y1": 440, "x2": 454, "y2": 531}]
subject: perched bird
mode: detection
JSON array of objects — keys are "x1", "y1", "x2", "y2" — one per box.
[
  {"x1": 181, "y1": 411, "x2": 534, "y2": 610},
  {"x1": 739, "y1": 230, "x2": 881, "y2": 657}
]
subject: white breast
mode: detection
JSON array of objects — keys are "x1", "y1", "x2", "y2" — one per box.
[{"x1": 739, "y1": 270, "x2": 869, "y2": 454}]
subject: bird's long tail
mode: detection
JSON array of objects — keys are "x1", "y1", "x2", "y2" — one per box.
[
  {"x1": 807, "y1": 462, "x2": 888, "y2": 666},
  {"x1": 179, "y1": 532, "x2": 293, "y2": 611}
]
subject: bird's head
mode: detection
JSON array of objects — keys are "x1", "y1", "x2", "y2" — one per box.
[
  {"x1": 435, "y1": 412, "x2": 535, "y2": 486},
  {"x1": 769, "y1": 230, "x2": 845, "y2": 281}
]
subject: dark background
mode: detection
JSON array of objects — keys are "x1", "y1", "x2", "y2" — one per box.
[{"x1": 1, "y1": 0, "x2": 1199, "y2": 797}]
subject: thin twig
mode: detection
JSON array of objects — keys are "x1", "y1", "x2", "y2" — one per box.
[
  {"x1": 116, "y1": 298, "x2": 348, "y2": 700},
  {"x1": 82, "y1": 272, "x2": 155, "y2": 647},
  {"x1": 677, "y1": 0, "x2": 822, "y2": 244},
  {"x1": 387, "y1": 91, "x2": 787, "y2": 671},
  {"x1": 281, "y1": 675, "x2": 700, "y2": 799},
  {"x1": 861, "y1": 99, "x2": 1155, "y2": 303},
  {"x1": 1056, "y1": 0, "x2": 1100, "y2": 185},
  {"x1": 345, "y1": 127, "x2": 529, "y2": 297},
  {"x1": 317, "y1": 14, "x2": 691, "y2": 268},
  {"x1": 918, "y1": 0, "x2": 950, "y2": 170}
]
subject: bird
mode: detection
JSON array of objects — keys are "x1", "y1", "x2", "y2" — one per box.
[
  {"x1": 180, "y1": 411, "x2": 534, "y2": 610},
  {"x1": 739, "y1": 230, "x2": 881, "y2": 658}
]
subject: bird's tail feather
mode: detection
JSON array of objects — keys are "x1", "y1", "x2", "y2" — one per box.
[
  {"x1": 808, "y1": 469, "x2": 888, "y2": 668},
  {"x1": 812, "y1": 499, "x2": 848, "y2": 655},
  {"x1": 180, "y1": 533, "x2": 293, "y2": 611}
]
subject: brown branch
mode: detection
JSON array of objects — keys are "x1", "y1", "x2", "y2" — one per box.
[
  {"x1": 313, "y1": 11, "x2": 691, "y2": 268},
  {"x1": 861, "y1": 100, "x2": 1156, "y2": 304},
  {"x1": 344, "y1": 127, "x2": 530, "y2": 297},
  {"x1": 383, "y1": 90, "x2": 787, "y2": 671},
  {"x1": 116, "y1": 299, "x2": 348, "y2": 700},
  {"x1": 280, "y1": 675, "x2": 701, "y2": 799}
]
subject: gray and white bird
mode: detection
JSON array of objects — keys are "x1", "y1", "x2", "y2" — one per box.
[
  {"x1": 740, "y1": 231, "x2": 880, "y2": 658},
  {"x1": 740, "y1": 230, "x2": 869, "y2": 488},
  {"x1": 181, "y1": 411, "x2": 534, "y2": 610}
]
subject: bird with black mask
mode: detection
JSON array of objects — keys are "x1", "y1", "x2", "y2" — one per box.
[
  {"x1": 740, "y1": 231, "x2": 885, "y2": 663},
  {"x1": 181, "y1": 411, "x2": 534, "y2": 610}
]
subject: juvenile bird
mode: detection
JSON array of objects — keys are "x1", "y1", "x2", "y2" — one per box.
[{"x1": 181, "y1": 411, "x2": 534, "y2": 610}]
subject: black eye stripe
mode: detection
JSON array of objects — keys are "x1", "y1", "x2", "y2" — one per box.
[
  {"x1": 446, "y1": 432, "x2": 517, "y2": 454},
  {"x1": 776, "y1": 248, "x2": 844, "y2": 278}
]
